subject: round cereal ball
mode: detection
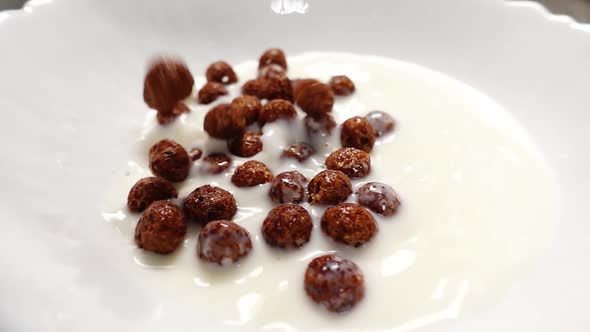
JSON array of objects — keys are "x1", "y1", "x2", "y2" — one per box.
[
  {"x1": 340, "y1": 116, "x2": 376, "y2": 153},
  {"x1": 296, "y1": 82, "x2": 334, "y2": 116},
  {"x1": 282, "y1": 142, "x2": 314, "y2": 162},
  {"x1": 205, "y1": 61, "x2": 238, "y2": 84},
  {"x1": 304, "y1": 113, "x2": 337, "y2": 137},
  {"x1": 262, "y1": 204, "x2": 312, "y2": 248},
  {"x1": 197, "y1": 81, "x2": 228, "y2": 104},
  {"x1": 127, "y1": 177, "x2": 178, "y2": 212},
  {"x1": 325, "y1": 147, "x2": 371, "y2": 178},
  {"x1": 231, "y1": 95, "x2": 262, "y2": 125},
  {"x1": 328, "y1": 75, "x2": 355, "y2": 96},
  {"x1": 149, "y1": 139, "x2": 190, "y2": 182},
  {"x1": 259, "y1": 99, "x2": 297, "y2": 126},
  {"x1": 308, "y1": 170, "x2": 352, "y2": 205},
  {"x1": 228, "y1": 132, "x2": 263, "y2": 157},
  {"x1": 321, "y1": 203, "x2": 377, "y2": 247},
  {"x1": 304, "y1": 255, "x2": 365, "y2": 312},
  {"x1": 204, "y1": 103, "x2": 246, "y2": 139},
  {"x1": 201, "y1": 153, "x2": 232, "y2": 174},
  {"x1": 357, "y1": 182, "x2": 400, "y2": 216},
  {"x1": 259, "y1": 64, "x2": 286, "y2": 79},
  {"x1": 197, "y1": 220, "x2": 252, "y2": 265},
  {"x1": 135, "y1": 201, "x2": 187, "y2": 254},
  {"x1": 269, "y1": 170, "x2": 308, "y2": 204},
  {"x1": 242, "y1": 78, "x2": 267, "y2": 99},
  {"x1": 231, "y1": 160, "x2": 273, "y2": 187},
  {"x1": 292, "y1": 78, "x2": 319, "y2": 101},
  {"x1": 259, "y1": 48, "x2": 287, "y2": 69},
  {"x1": 365, "y1": 110, "x2": 395, "y2": 137},
  {"x1": 265, "y1": 76, "x2": 294, "y2": 101},
  {"x1": 143, "y1": 58, "x2": 194, "y2": 112},
  {"x1": 183, "y1": 185, "x2": 237, "y2": 224}
]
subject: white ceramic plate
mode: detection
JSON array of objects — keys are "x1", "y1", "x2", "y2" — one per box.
[{"x1": 1, "y1": 0, "x2": 589, "y2": 331}]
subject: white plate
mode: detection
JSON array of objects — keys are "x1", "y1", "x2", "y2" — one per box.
[{"x1": 0, "y1": 0, "x2": 589, "y2": 331}]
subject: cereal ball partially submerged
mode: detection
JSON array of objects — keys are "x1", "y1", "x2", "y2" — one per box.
[
  {"x1": 262, "y1": 204, "x2": 312, "y2": 248},
  {"x1": 135, "y1": 201, "x2": 186, "y2": 254},
  {"x1": 357, "y1": 182, "x2": 400, "y2": 216},
  {"x1": 143, "y1": 58, "x2": 194, "y2": 112},
  {"x1": 231, "y1": 161, "x2": 273, "y2": 187},
  {"x1": 149, "y1": 139, "x2": 190, "y2": 182},
  {"x1": 204, "y1": 103, "x2": 246, "y2": 139},
  {"x1": 231, "y1": 95, "x2": 262, "y2": 125},
  {"x1": 265, "y1": 76, "x2": 294, "y2": 101},
  {"x1": 325, "y1": 147, "x2": 371, "y2": 178},
  {"x1": 259, "y1": 48, "x2": 287, "y2": 69},
  {"x1": 304, "y1": 113, "x2": 337, "y2": 137},
  {"x1": 296, "y1": 82, "x2": 334, "y2": 116},
  {"x1": 197, "y1": 220, "x2": 252, "y2": 265},
  {"x1": 228, "y1": 132, "x2": 263, "y2": 157},
  {"x1": 308, "y1": 170, "x2": 352, "y2": 205},
  {"x1": 365, "y1": 110, "x2": 395, "y2": 137},
  {"x1": 269, "y1": 171, "x2": 308, "y2": 204},
  {"x1": 197, "y1": 81, "x2": 228, "y2": 104},
  {"x1": 201, "y1": 153, "x2": 232, "y2": 174},
  {"x1": 183, "y1": 185, "x2": 237, "y2": 224},
  {"x1": 189, "y1": 147, "x2": 203, "y2": 161},
  {"x1": 340, "y1": 116, "x2": 376, "y2": 153},
  {"x1": 321, "y1": 203, "x2": 377, "y2": 247},
  {"x1": 292, "y1": 79, "x2": 319, "y2": 101},
  {"x1": 206, "y1": 61, "x2": 238, "y2": 85},
  {"x1": 328, "y1": 75, "x2": 355, "y2": 96},
  {"x1": 304, "y1": 255, "x2": 365, "y2": 312},
  {"x1": 259, "y1": 64, "x2": 286, "y2": 79},
  {"x1": 242, "y1": 79, "x2": 267, "y2": 99},
  {"x1": 259, "y1": 99, "x2": 297, "y2": 126},
  {"x1": 282, "y1": 142, "x2": 314, "y2": 162},
  {"x1": 127, "y1": 177, "x2": 178, "y2": 212}
]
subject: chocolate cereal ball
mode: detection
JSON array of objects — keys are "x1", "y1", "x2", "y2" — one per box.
[
  {"x1": 292, "y1": 79, "x2": 319, "y2": 101},
  {"x1": 321, "y1": 203, "x2": 377, "y2": 247},
  {"x1": 205, "y1": 61, "x2": 238, "y2": 84},
  {"x1": 296, "y1": 82, "x2": 334, "y2": 116},
  {"x1": 365, "y1": 110, "x2": 395, "y2": 137},
  {"x1": 259, "y1": 48, "x2": 287, "y2": 70},
  {"x1": 357, "y1": 182, "x2": 400, "y2": 216},
  {"x1": 135, "y1": 201, "x2": 186, "y2": 254},
  {"x1": 282, "y1": 142, "x2": 314, "y2": 162},
  {"x1": 197, "y1": 220, "x2": 252, "y2": 265},
  {"x1": 304, "y1": 113, "x2": 336, "y2": 137},
  {"x1": 269, "y1": 171, "x2": 308, "y2": 204},
  {"x1": 265, "y1": 76, "x2": 294, "y2": 101},
  {"x1": 325, "y1": 147, "x2": 371, "y2": 178},
  {"x1": 204, "y1": 103, "x2": 246, "y2": 139},
  {"x1": 143, "y1": 58, "x2": 194, "y2": 112},
  {"x1": 188, "y1": 147, "x2": 203, "y2": 161},
  {"x1": 304, "y1": 255, "x2": 365, "y2": 312},
  {"x1": 340, "y1": 116, "x2": 376, "y2": 153},
  {"x1": 308, "y1": 170, "x2": 352, "y2": 205},
  {"x1": 183, "y1": 185, "x2": 237, "y2": 224},
  {"x1": 201, "y1": 153, "x2": 232, "y2": 174},
  {"x1": 242, "y1": 78, "x2": 267, "y2": 99},
  {"x1": 259, "y1": 99, "x2": 297, "y2": 126},
  {"x1": 197, "y1": 81, "x2": 228, "y2": 104},
  {"x1": 231, "y1": 161, "x2": 273, "y2": 187},
  {"x1": 262, "y1": 204, "x2": 312, "y2": 248},
  {"x1": 127, "y1": 177, "x2": 178, "y2": 212},
  {"x1": 228, "y1": 132, "x2": 263, "y2": 157},
  {"x1": 230, "y1": 95, "x2": 262, "y2": 125},
  {"x1": 328, "y1": 75, "x2": 355, "y2": 96},
  {"x1": 149, "y1": 139, "x2": 190, "y2": 182}
]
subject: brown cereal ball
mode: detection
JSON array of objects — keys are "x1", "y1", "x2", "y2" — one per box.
[
  {"x1": 325, "y1": 147, "x2": 371, "y2": 178},
  {"x1": 135, "y1": 201, "x2": 186, "y2": 254},
  {"x1": 262, "y1": 204, "x2": 312, "y2": 248},
  {"x1": 201, "y1": 153, "x2": 232, "y2": 174},
  {"x1": 296, "y1": 82, "x2": 334, "y2": 116},
  {"x1": 304, "y1": 113, "x2": 337, "y2": 137},
  {"x1": 242, "y1": 78, "x2": 267, "y2": 99},
  {"x1": 328, "y1": 75, "x2": 355, "y2": 96},
  {"x1": 269, "y1": 171, "x2": 308, "y2": 204},
  {"x1": 340, "y1": 116, "x2": 376, "y2": 153},
  {"x1": 259, "y1": 64, "x2": 286, "y2": 79},
  {"x1": 231, "y1": 161, "x2": 273, "y2": 187},
  {"x1": 156, "y1": 102, "x2": 190, "y2": 125},
  {"x1": 127, "y1": 177, "x2": 178, "y2": 212},
  {"x1": 265, "y1": 76, "x2": 294, "y2": 101},
  {"x1": 357, "y1": 182, "x2": 400, "y2": 216},
  {"x1": 282, "y1": 142, "x2": 314, "y2": 162},
  {"x1": 206, "y1": 61, "x2": 238, "y2": 85},
  {"x1": 197, "y1": 81, "x2": 228, "y2": 104},
  {"x1": 143, "y1": 58, "x2": 194, "y2": 112},
  {"x1": 292, "y1": 79, "x2": 319, "y2": 101},
  {"x1": 304, "y1": 255, "x2": 365, "y2": 312},
  {"x1": 231, "y1": 95, "x2": 262, "y2": 125},
  {"x1": 149, "y1": 139, "x2": 190, "y2": 182},
  {"x1": 228, "y1": 132, "x2": 263, "y2": 157},
  {"x1": 308, "y1": 170, "x2": 352, "y2": 205},
  {"x1": 259, "y1": 99, "x2": 297, "y2": 126},
  {"x1": 197, "y1": 220, "x2": 252, "y2": 265},
  {"x1": 183, "y1": 185, "x2": 237, "y2": 224},
  {"x1": 259, "y1": 48, "x2": 287, "y2": 70},
  {"x1": 189, "y1": 147, "x2": 203, "y2": 161},
  {"x1": 365, "y1": 110, "x2": 395, "y2": 137},
  {"x1": 203, "y1": 103, "x2": 246, "y2": 139},
  {"x1": 321, "y1": 203, "x2": 377, "y2": 247}
]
